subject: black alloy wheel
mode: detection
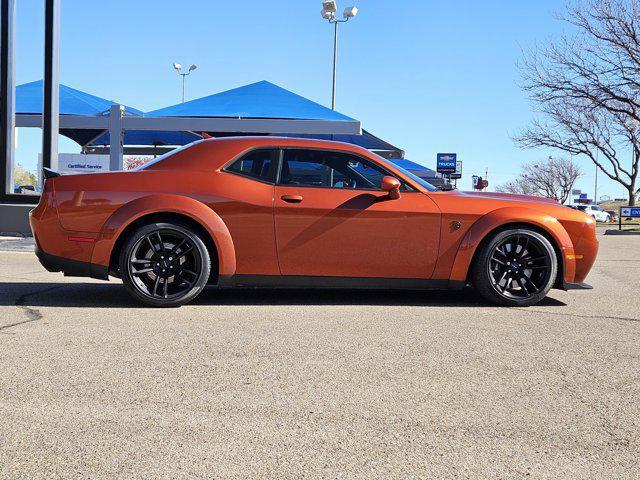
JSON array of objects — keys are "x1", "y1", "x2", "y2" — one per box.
[
  {"x1": 120, "y1": 222, "x2": 210, "y2": 307},
  {"x1": 472, "y1": 228, "x2": 557, "y2": 307}
]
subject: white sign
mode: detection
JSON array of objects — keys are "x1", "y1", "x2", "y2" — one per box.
[
  {"x1": 58, "y1": 154, "x2": 110, "y2": 174},
  {"x1": 38, "y1": 153, "x2": 110, "y2": 176},
  {"x1": 449, "y1": 160, "x2": 462, "y2": 179}
]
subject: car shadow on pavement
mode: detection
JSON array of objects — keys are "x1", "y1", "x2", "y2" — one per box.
[{"x1": 0, "y1": 282, "x2": 567, "y2": 308}]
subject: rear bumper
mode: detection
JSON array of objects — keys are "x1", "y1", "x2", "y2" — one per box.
[{"x1": 35, "y1": 245, "x2": 109, "y2": 280}]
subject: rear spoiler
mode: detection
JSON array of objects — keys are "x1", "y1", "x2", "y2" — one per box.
[{"x1": 43, "y1": 167, "x2": 60, "y2": 179}]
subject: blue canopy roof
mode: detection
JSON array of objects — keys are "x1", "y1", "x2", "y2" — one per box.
[
  {"x1": 389, "y1": 159, "x2": 439, "y2": 179},
  {"x1": 92, "y1": 130, "x2": 202, "y2": 147},
  {"x1": 146, "y1": 80, "x2": 354, "y2": 121},
  {"x1": 16, "y1": 80, "x2": 142, "y2": 116}
]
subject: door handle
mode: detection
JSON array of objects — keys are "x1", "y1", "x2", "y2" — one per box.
[{"x1": 281, "y1": 194, "x2": 303, "y2": 203}]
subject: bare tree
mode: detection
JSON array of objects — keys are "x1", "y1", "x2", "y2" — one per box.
[
  {"x1": 515, "y1": 0, "x2": 640, "y2": 205},
  {"x1": 495, "y1": 178, "x2": 538, "y2": 197},
  {"x1": 497, "y1": 157, "x2": 582, "y2": 204}
]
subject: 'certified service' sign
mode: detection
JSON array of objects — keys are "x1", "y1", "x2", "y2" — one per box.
[{"x1": 620, "y1": 206, "x2": 640, "y2": 217}]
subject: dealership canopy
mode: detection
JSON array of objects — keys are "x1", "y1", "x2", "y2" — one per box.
[
  {"x1": 15, "y1": 80, "x2": 200, "y2": 148},
  {"x1": 147, "y1": 80, "x2": 355, "y2": 121},
  {"x1": 144, "y1": 81, "x2": 401, "y2": 158}
]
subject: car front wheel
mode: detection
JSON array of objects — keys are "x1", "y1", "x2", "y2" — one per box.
[
  {"x1": 119, "y1": 222, "x2": 211, "y2": 307},
  {"x1": 472, "y1": 228, "x2": 558, "y2": 307}
]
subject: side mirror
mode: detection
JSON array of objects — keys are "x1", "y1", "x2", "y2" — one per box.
[{"x1": 381, "y1": 175, "x2": 401, "y2": 200}]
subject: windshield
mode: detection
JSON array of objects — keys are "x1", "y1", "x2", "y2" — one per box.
[{"x1": 376, "y1": 156, "x2": 438, "y2": 192}]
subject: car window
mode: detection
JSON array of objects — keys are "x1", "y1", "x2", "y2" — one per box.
[
  {"x1": 279, "y1": 149, "x2": 399, "y2": 190},
  {"x1": 226, "y1": 149, "x2": 277, "y2": 183}
]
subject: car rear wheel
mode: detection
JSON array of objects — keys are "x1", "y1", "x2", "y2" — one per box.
[
  {"x1": 119, "y1": 222, "x2": 210, "y2": 307},
  {"x1": 472, "y1": 228, "x2": 557, "y2": 307}
]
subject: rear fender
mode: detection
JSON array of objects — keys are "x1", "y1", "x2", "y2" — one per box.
[
  {"x1": 449, "y1": 207, "x2": 576, "y2": 283},
  {"x1": 91, "y1": 194, "x2": 236, "y2": 275}
]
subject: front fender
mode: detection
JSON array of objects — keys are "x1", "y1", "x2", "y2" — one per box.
[
  {"x1": 91, "y1": 194, "x2": 236, "y2": 276},
  {"x1": 449, "y1": 207, "x2": 576, "y2": 284}
]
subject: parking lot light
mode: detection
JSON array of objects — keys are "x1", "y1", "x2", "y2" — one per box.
[{"x1": 320, "y1": 1, "x2": 358, "y2": 110}]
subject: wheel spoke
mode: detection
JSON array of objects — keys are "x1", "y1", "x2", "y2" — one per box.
[
  {"x1": 131, "y1": 259, "x2": 151, "y2": 264},
  {"x1": 132, "y1": 268, "x2": 153, "y2": 275},
  {"x1": 177, "y1": 273, "x2": 194, "y2": 287},
  {"x1": 178, "y1": 246, "x2": 193, "y2": 258},
  {"x1": 179, "y1": 268, "x2": 197, "y2": 277},
  {"x1": 518, "y1": 277, "x2": 530, "y2": 295},
  {"x1": 152, "y1": 276, "x2": 160, "y2": 296},
  {"x1": 156, "y1": 232, "x2": 166, "y2": 255},
  {"x1": 146, "y1": 236, "x2": 159, "y2": 254},
  {"x1": 524, "y1": 276, "x2": 540, "y2": 293},
  {"x1": 491, "y1": 256, "x2": 506, "y2": 266},
  {"x1": 163, "y1": 278, "x2": 168, "y2": 298},
  {"x1": 171, "y1": 238, "x2": 187, "y2": 255},
  {"x1": 520, "y1": 236, "x2": 529, "y2": 256},
  {"x1": 494, "y1": 271, "x2": 508, "y2": 292},
  {"x1": 504, "y1": 276, "x2": 513, "y2": 290}
]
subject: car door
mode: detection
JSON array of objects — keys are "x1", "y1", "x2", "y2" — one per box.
[
  {"x1": 212, "y1": 148, "x2": 280, "y2": 275},
  {"x1": 273, "y1": 148, "x2": 441, "y2": 279}
]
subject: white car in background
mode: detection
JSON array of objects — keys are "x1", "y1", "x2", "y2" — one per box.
[{"x1": 575, "y1": 204, "x2": 611, "y2": 222}]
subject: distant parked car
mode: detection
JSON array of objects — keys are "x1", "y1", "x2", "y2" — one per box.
[
  {"x1": 605, "y1": 210, "x2": 618, "y2": 223},
  {"x1": 575, "y1": 204, "x2": 611, "y2": 222}
]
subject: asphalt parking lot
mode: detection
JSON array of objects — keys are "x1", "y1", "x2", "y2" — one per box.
[{"x1": 0, "y1": 231, "x2": 638, "y2": 479}]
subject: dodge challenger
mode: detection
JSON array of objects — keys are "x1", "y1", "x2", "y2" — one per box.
[{"x1": 30, "y1": 137, "x2": 598, "y2": 307}]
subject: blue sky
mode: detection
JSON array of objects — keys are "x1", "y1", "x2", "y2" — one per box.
[{"x1": 13, "y1": 0, "x2": 627, "y2": 200}]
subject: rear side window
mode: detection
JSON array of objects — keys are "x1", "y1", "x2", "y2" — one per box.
[{"x1": 226, "y1": 149, "x2": 278, "y2": 183}]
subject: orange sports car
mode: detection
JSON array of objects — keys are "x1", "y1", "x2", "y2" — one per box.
[{"x1": 30, "y1": 137, "x2": 598, "y2": 307}]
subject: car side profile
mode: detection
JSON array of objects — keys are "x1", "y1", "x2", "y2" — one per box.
[{"x1": 30, "y1": 137, "x2": 599, "y2": 307}]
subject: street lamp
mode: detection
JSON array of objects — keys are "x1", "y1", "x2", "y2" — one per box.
[
  {"x1": 320, "y1": 1, "x2": 358, "y2": 110},
  {"x1": 173, "y1": 62, "x2": 197, "y2": 103}
]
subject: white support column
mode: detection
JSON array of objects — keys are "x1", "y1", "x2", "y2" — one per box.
[{"x1": 108, "y1": 104, "x2": 124, "y2": 171}]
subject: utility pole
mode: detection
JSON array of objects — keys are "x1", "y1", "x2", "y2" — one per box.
[{"x1": 594, "y1": 165, "x2": 598, "y2": 205}]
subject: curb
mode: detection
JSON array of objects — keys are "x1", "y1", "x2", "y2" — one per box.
[
  {"x1": 604, "y1": 229, "x2": 640, "y2": 235},
  {"x1": 0, "y1": 232, "x2": 32, "y2": 238}
]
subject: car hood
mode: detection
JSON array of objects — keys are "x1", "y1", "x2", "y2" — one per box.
[{"x1": 455, "y1": 190, "x2": 560, "y2": 206}]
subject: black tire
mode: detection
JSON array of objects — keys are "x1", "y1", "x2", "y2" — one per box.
[
  {"x1": 119, "y1": 222, "x2": 211, "y2": 307},
  {"x1": 472, "y1": 228, "x2": 558, "y2": 307}
]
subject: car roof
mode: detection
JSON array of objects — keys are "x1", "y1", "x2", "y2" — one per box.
[{"x1": 143, "y1": 136, "x2": 380, "y2": 172}]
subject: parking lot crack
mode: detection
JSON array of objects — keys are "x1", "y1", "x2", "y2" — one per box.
[
  {"x1": 515, "y1": 308, "x2": 640, "y2": 323},
  {"x1": 1, "y1": 285, "x2": 64, "y2": 332}
]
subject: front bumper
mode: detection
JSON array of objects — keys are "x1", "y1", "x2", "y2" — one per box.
[{"x1": 562, "y1": 281, "x2": 593, "y2": 290}]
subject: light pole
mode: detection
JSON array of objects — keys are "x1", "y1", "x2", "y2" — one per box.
[
  {"x1": 173, "y1": 63, "x2": 197, "y2": 103},
  {"x1": 321, "y1": 1, "x2": 358, "y2": 110}
]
